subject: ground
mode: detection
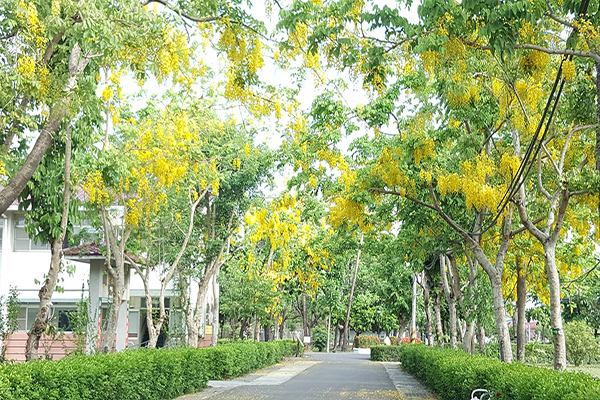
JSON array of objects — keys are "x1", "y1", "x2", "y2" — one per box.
[{"x1": 177, "y1": 352, "x2": 436, "y2": 400}]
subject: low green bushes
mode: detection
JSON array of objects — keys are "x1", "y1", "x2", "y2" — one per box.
[
  {"x1": 399, "y1": 344, "x2": 600, "y2": 400},
  {"x1": 353, "y1": 335, "x2": 380, "y2": 348},
  {"x1": 370, "y1": 345, "x2": 402, "y2": 361},
  {"x1": 0, "y1": 339, "x2": 302, "y2": 400}
]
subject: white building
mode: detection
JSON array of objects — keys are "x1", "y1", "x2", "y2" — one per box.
[{"x1": 0, "y1": 204, "x2": 214, "y2": 361}]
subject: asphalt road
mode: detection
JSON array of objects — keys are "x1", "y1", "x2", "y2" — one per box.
[{"x1": 179, "y1": 352, "x2": 432, "y2": 400}]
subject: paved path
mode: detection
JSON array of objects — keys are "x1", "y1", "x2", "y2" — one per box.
[{"x1": 178, "y1": 352, "x2": 435, "y2": 400}]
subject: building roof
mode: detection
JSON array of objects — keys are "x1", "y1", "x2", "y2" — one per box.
[{"x1": 64, "y1": 242, "x2": 146, "y2": 265}]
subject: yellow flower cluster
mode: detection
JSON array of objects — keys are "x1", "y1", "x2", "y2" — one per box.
[
  {"x1": 232, "y1": 158, "x2": 241, "y2": 170},
  {"x1": 437, "y1": 153, "x2": 502, "y2": 211},
  {"x1": 156, "y1": 25, "x2": 191, "y2": 83},
  {"x1": 51, "y1": 0, "x2": 60, "y2": 17},
  {"x1": 328, "y1": 197, "x2": 364, "y2": 229},
  {"x1": 518, "y1": 21, "x2": 534, "y2": 40},
  {"x1": 562, "y1": 59, "x2": 576, "y2": 81},
  {"x1": 349, "y1": 0, "x2": 364, "y2": 21},
  {"x1": 447, "y1": 85, "x2": 479, "y2": 108},
  {"x1": 83, "y1": 171, "x2": 110, "y2": 206},
  {"x1": 499, "y1": 153, "x2": 521, "y2": 180},
  {"x1": 519, "y1": 50, "x2": 549, "y2": 82},
  {"x1": 17, "y1": 56, "x2": 35, "y2": 79},
  {"x1": 421, "y1": 51, "x2": 439, "y2": 75},
  {"x1": 38, "y1": 65, "x2": 50, "y2": 98},
  {"x1": 413, "y1": 138, "x2": 435, "y2": 165},
  {"x1": 573, "y1": 18, "x2": 599, "y2": 42},
  {"x1": 17, "y1": 0, "x2": 46, "y2": 49},
  {"x1": 436, "y1": 12, "x2": 454, "y2": 36}
]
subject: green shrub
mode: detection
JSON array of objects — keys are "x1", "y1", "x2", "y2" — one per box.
[
  {"x1": 564, "y1": 320, "x2": 599, "y2": 366},
  {"x1": 312, "y1": 327, "x2": 328, "y2": 352},
  {"x1": 524, "y1": 341, "x2": 554, "y2": 364},
  {"x1": 370, "y1": 346, "x2": 402, "y2": 361},
  {"x1": 399, "y1": 344, "x2": 600, "y2": 400},
  {"x1": 353, "y1": 335, "x2": 380, "y2": 348},
  {"x1": 0, "y1": 340, "x2": 302, "y2": 400}
]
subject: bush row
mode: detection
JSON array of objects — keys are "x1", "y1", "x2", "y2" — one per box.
[
  {"x1": 353, "y1": 335, "x2": 380, "y2": 348},
  {"x1": 0, "y1": 339, "x2": 302, "y2": 400},
  {"x1": 370, "y1": 346, "x2": 402, "y2": 361},
  {"x1": 398, "y1": 344, "x2": 600, "y2": 400}
]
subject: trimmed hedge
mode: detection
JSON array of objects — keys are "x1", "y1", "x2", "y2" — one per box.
[
  {"x1": 399, "y1": 344, "x2": 600, "y2": 400},
  {"x1": 371, "y1": 346, "x2": 402, "y2": 361},
  {"x1": 353, "y1": 335, "x2": 381, "y2": 348},
  {"x1": 0, "y1": 340, "x2": 302, "y2": 400}
]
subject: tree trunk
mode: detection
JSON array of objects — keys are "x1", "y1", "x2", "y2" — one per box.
[
  {"x1": 302, "y1": 291, "x2": 309, "y2": 337},
  {"x1": 488, "y1": 270, "x2": 511, "y2": 362},
  {"x1": 477, "y1": 322, "x2": 486, "y2": 354},
  {"x1": 239, "y1": 318, "x2": 248, "y2": 340},
  {"x1": 516, "y1": 259, "x2": 527, "y2": 362},
  {"x1": 279, "y1": 312, "x2": 286, "y2": 339},
  {"x1": 470, "y1": 243, "x2": 513, "y2": 363},
  {"x1": 25, "y1": 241, "x2": 62, "y2": 360},
  {"x1": 212, "y1": 272, "x2": 220, "y2": 346},
  {"x1": 463, "y1": 322, "x2": 475, "y2": 354},
  {"x1": 544, "y1": 245, "x2": 567, "y2": 370},
  {"x1": 253, "y1": 315, "x2": 260, "y2": 341},
  {"x1": 422, "y1": 271, "x2": 434, "y2": 347},
  {"x1": 342, "y1": 233, "x2": 363, "y2": 352},
  {"x1": 102, "y1": 279, "x2": 125, "y2": 353},
  {"x1": 440, "y1": 255, "x2": 458, "y2": 349},
  {"x1": 410, "y1": 271, "x2": 418, "y2": 342},
  {"x1": 434, "y1": 290, "x2": 444, "y2": 346},
  {"x1": 145, "y1": 280, "x2": 159, "y2": 349},
  {"x1": 25, "y1": 125, "x2": 73, "y2": 361}
]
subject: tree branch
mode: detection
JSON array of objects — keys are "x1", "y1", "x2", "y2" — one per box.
[
  {"x1": 369, "y1": 187, "x2": 438, "y2": 212},
  {"x1": 142, "y1": 0, "x2": 221, "y2": 23}
]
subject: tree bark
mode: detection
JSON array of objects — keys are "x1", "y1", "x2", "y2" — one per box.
[
  {"x1": 101, "y1": 278, "x2": 125, "y2": 353},
  {"x1": 516, "y1": 258, "x2": 526, "y2": 362},
  {"x1": 211, "y1": 271, "x2": 220, "y2": 346},
  {"x1": 302, "y1": 290, "x2": 309, "y2": 337},
  {"x1": 477, "y1": 322, "x2": 486, "y2": 353},
  {"x1": 342, "y1": 232, "x2": 363, "y2": 351},
  {"x1": 100, "y1": 209, "x2": 131, "y2": 353},
  {"x1": 434, "y1": 290, "x2": 444, "y2": 346},
  {"x1": 422, "y1": 271, "x2": 434, "y2": 346},
  {"x1": 25, "y1": 124, "x2": 73, "y2": 361},
  {"x1": 440, "y1": 255, "x2": 458, "y2": 349},
  {"x1": 544, "y1": 246, "x2": 566, "y2": 370}
]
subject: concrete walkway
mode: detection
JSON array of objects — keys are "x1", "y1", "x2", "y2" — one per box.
[{"x1": 177, "y1": 352, "x2": 436, "y2": 400}]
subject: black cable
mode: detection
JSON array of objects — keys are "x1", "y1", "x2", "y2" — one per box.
[{"x1": 470, "y1": 0, "x2": 590, "y2": 237}]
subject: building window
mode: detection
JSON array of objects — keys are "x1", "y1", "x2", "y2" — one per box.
[
  {"x1": 14, "y1": 217, "x2": 49, "y2": 251},
  {"x1": 18, "y1": 305, "x2": 77, "y2": 332}
]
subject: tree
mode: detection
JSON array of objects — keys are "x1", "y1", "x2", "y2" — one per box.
[{"x1": 21, "y1": 121, "x2": 75, "y2": 360}]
